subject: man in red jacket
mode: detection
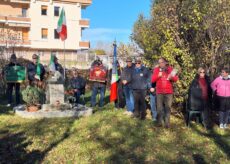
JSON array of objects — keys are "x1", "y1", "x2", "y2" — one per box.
[{"x1": 152, "y1": 57, "x2": 178, "y2": 128}]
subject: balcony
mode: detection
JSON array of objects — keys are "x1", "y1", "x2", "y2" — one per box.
[
  {"x1": 0, "y1": 40, "x2": 31, "y2": 47},
  {"x1": 0, "y1": 15, "x2": 30, "y2": 27},
  {"x1": 79, "y1": 41, "x2": 90, "y2": 49},
  {"x1": 54, "y1": 0, "x2": 92, "y2": 7},
  {"x1": 10, "y1": 0, "x2": 30, "y2": 4},
  {"x1": 79, "y1": 19, "x2": 89, "y2": 28}
]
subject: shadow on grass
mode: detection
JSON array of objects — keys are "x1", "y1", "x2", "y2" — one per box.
[
  {"x1": 0, "y1": 105, "x2": 13, "y2": 115},
  {"x1": 0, "y1": 118, "x2": 76, "y2": 163},
  {"x1": 85, "y1": 114, "x2": 149, "y2": 163},
  {"x1": 192, "y1": 154, "x2": 207, "y2": 164},
  {"x1": 191, "y1": 124, "x2": 230, "y2": 159}
]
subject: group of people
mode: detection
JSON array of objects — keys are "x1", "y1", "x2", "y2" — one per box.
[
  {"x1": 189, "y1": 67, "x2": 230, "y2": 129},
  {"x1": 89, "y1": 57, "x2": 178, "y2": 128},
  {"x1": 1, "y1": 53, "x2": 62, "y2": 107},
  {"x1": 120, "y1": 57, "x2": 178, "y2": 128},
  {"x1": 1, "y1": 53, "x2": 230, "y2": 129},
  {"x1": 90, "y1": 57, "x2": 230, "y2": 129}
]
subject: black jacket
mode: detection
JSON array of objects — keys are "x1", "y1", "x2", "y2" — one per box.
[
  {"x1": 188, "y1": 75, "x2": 212, "y2": 111},
  {"x1": 55, "y1": 63, "x2": 64, "y2": 75},
  {"x1": 131, "y1": 66, "x2": 151, "y2": 90},
  {"x1": 69, "y1": 76, "x2": 86, "y2": 94},
  {"x1": 120, "y1": 64, "x2": 135, "y2": 88},
  {"x1": 27, "y1": 62, "x2": 45, "y2": 81}
]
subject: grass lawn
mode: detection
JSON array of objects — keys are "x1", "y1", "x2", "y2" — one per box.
[{"x1": 0, "y1": 92, "x2": 230, "y2": 163}]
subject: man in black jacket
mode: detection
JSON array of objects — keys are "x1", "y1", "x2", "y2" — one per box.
[
  {"x1": 131, "y1": 58, "x2": 154, "y2": 120},
  {"x1": 3, "y1": 54, "x2": 21, "y2": 106},
  {"x1": 69, "y1": 69, "x2": 86, "y2": 105},
  {"x1": 121, "y1": 57, "x2": 135, "y2": 115},
  {"x1": 27, "y1": 54, "x2": 45, "y2": 83},
  {"x1": 54, "y1": 56, "x2": 64, "y2": 75}
]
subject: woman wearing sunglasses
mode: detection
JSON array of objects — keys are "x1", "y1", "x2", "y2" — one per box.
[{"x1": 188, "y1": 67, "x2": 212, "y2": 129}]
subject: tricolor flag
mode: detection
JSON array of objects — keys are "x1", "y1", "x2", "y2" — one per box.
[
  {"x1": 35, "y1": 55, "x2": 41, "y2": 80},
  {"x1": 56, "y1": 8, "x2": 67, "y2": 41},
  {"x1": 49, "y1": 54, "x2": 56, "y2": 72},
  {"x1": 110, "y1": 42, "x2": 119, "y2": 102}
]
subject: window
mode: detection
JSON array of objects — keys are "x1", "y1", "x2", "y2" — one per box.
[
  {"x1": 54, "y1": 29, "x2": 59, "y2": 39},
  {"x1": 41, "y1": 5, "x2": 47, "y2": 15},
  {"x1": 22, "y1": 8, "x2": 27, "y2": 17},
  {"x1": 41, "y1": 28, "x2": 48, "y2": 39},
  {"x1": 54, "y1": 6, "x2": 60, "y2": 16}
]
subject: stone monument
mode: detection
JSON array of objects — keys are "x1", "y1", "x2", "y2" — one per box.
[
  {"x1": 46, "y1": 71, "x2": 64, "y2": 104},
  {"x1": 14, "y1": 70, "x2": 93, "y2": 119}
]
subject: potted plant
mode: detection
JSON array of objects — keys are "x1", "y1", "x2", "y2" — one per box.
[{"x1": 22, "y1": 85, "x2": 43, "y2": 112}]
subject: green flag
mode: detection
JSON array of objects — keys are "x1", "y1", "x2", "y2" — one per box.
[
  {"x1": 35, "y1": 55, "x2": 41, "y2": 80},
  {"x1": 49, "y1": 54, "x2": 56, "y2": 72}
]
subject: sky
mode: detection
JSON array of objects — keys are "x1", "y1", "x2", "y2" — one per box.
[{"x1": 82, "y1": 0, "x2": 151, "y2": 48}]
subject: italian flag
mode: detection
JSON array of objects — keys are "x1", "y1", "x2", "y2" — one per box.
[
  {"x1": 49, "y1": 54, "x2": 56, "y2": 72},
  {"x1": 56, "y1": 8, "x2": 67, "y2": 41},
  {"x1": 110, "y1": 43, "x2": 119, "y2": 102},
  {"x1": 35, "y1": 55, "x2": 41, "y2": 80}
]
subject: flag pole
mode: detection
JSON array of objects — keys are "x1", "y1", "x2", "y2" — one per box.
[{"x1": 63, "y1": 40, "x2": 66, "y2": 80}]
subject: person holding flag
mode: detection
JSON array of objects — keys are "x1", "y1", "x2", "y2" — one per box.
[
  {"x1": 49, "y1": 54, "x2": 64, "y2": 75},
  {"x1": 110, "y1": 42, "x2": 119, "y2": 104},
  {"x1": 27, "y1": 54, "x2": 45, "y2": 84},
  {"x1": 90, "y1": 60, "x2": 107, "y2": 107}
]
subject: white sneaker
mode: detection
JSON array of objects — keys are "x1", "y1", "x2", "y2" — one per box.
[
  {"x1": 6, "y1": 104, "x2": 11, "y2": 107},
  {"x1": 220, "y1": 123, "x2": 224, "y2": 129},
  {"x1": 223, "y1": 124, "x2": 228, "y2": 129},
  {"x1": 127, "y1": 111, "x2": 134, "y2": 116},
  {"x1": 123, "y1": 111, "x2": 129, "y2": 115}
]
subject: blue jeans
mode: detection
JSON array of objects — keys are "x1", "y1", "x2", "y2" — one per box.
[
  {"x1": 91, "y1": 85, "x2": 105, "y2": 107},
  {"x1": 219, "y1": 110, "x2": 230, "y2": 125},
  {"x1": 123, "y1": 86, "x2": 134, "y2": 112},
  {"x1": 7, "y1": 83, "x2": 20, "y2": 105},
  {"x1": 150, "y1": 94, "x2": 157, "y2": 120},
  {"x1": 74, "y1": 90, "x2": 81, "y2": 104}
]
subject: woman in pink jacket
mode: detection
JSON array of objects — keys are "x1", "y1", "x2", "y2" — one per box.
[{"x1": 211, "y1": 68, "x2": 230, "y2": 129}]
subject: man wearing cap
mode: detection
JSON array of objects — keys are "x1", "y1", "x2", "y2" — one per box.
[
  {"x1": 3, "y1": 54, "x2": 21, "y2": 106},
  {"x1": 54, "y1": 56, "x2": 64, "y2": 75},
  {"x1": 121, "y1": 57, "x2": 135, "y2": 115},
  {"x1": 130, "y1": 58, "x2": 153, "y2": 120},
  {"x1": 27, "y1": 54, "x2": 45, "y2": 83}
]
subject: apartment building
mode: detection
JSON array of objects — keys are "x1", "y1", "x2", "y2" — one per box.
[{"x1": 0, "y1": 0, "x2": 91, "y2": 63}]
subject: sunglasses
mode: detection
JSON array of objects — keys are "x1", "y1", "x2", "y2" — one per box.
[
  {"x1": 135, "y1": 62, "x2": 141, "y2": 64},
  {"x1": 200, "y1": 71, "x2": 205, "y2": 74},
  {"x1": 33, "y1": 58, "x2": 38, "y2": 59}
]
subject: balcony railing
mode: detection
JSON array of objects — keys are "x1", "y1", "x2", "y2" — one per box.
[
  {"x1": 0, "y1": 40, "x2": 31, "y2": 46},
  {"x1": 10, "y1": 0, "x2": 30, "y2": 4},
  {"x1": 79, "y1": 19, "x2": 89, "y2": 28},
  {"x1": 0, "y1": 15, "x2": 30, "y2": 27},
  {"x1": 54, "y1": 0, "x2": 92, "y2": 5},
  {"x1": 79, "y1": 41, "x2": 90, "y2": 49}
]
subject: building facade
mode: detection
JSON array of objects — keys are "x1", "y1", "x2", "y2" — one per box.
[{"x1": 0, "y1": 0, "x2": 91, "y2": 65}]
